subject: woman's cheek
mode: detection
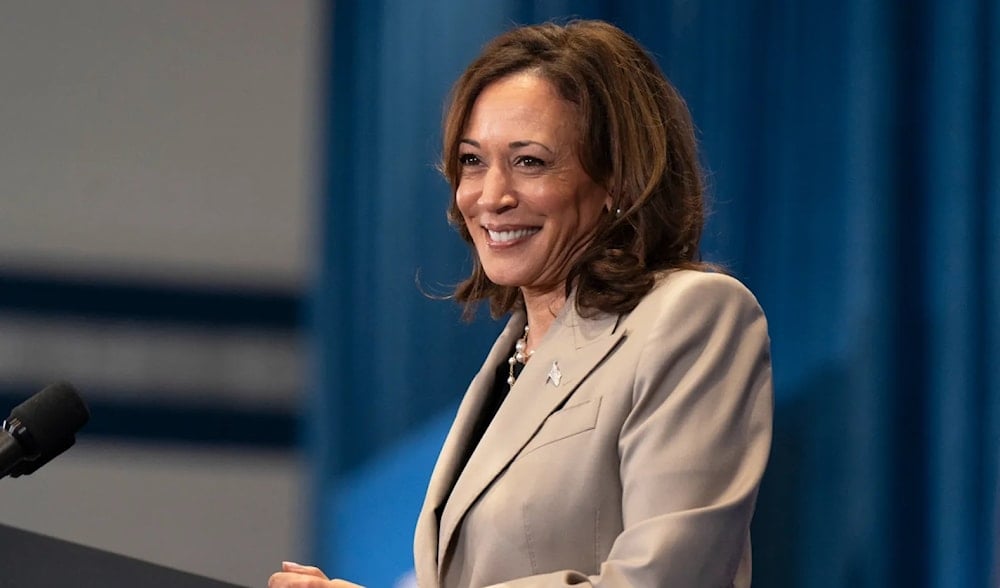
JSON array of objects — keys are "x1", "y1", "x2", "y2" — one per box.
[{"x1": 455, "y1": 183, "x2": 477, "y2": 217}]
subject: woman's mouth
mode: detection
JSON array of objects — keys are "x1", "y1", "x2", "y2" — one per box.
[{"x1": 486, "y1": 227, "x2": 540, "y2": 243}]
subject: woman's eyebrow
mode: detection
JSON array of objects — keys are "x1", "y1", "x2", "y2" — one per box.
[
  {"x1": 459, "y1": 138, "x2": 554, "y2": 153},
  {"x1": 509, "y1": 140, "x2": 553, "y2": 154}
]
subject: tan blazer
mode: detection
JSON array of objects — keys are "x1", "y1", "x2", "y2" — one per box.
[{"x1": 414, "y1": 270, "x2": 773, "y2": 587}]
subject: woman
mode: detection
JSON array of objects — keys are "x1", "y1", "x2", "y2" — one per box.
[{"x1": 271, "y1": 19, "x2": 772, "y2": 588}]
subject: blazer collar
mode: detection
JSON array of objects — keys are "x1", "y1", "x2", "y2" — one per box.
[
  {"x1": 414, "y1": 314, "x2": 525, "y2": 580},
  {"x1": 436, "y1": 300, "x2": 626, "y2": 572},
  {"x1": 419, "y1": 315, "x2": 524, "y2": 509}
]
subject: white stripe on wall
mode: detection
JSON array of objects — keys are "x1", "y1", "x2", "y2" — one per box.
[{"x1": 0, "y1": 312, "x2": 301, "y2": 407}]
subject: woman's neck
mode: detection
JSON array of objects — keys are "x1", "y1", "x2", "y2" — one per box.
[{"x1": 520, "y1": 286, "x2": 568, "y2": 352}]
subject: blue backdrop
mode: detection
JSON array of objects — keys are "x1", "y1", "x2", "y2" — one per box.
[{"x1": 309, "y1": 1, "x2": 998, "y2": 586}]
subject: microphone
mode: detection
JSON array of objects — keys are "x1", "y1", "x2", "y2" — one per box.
[{"x1": 0, "y1": 382, "x2": 90, "y2": 479}]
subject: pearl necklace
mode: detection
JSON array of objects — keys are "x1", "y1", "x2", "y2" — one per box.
[{"x1": 507, "y1": 324, "x2": 534, "y2": 388}]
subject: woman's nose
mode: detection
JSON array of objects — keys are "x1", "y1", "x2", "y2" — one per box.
[{"x1": 479, "y1": 166, "x2": 517, "y2": 211}]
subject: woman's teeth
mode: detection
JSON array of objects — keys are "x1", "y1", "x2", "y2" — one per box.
[{"x1": 488, "y1": 228, "x2": 539, "y2": 242}]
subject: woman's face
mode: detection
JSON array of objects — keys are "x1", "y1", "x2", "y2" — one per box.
[{"x1": 455, "y1": 72, "x2": 609, "y2": 296}]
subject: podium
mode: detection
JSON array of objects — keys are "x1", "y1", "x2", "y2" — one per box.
[{"x1": 0, "y1": 523, "x2": 245, "y2": 587}]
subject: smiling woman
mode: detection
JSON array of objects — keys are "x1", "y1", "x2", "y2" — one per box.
[
  {"x1": 454, "y1": 72, "x2": 610, "y2": 338},
  {"x1": 441, "y1": 21, "x2": 709, "y2": 330},
  {"x1": 271, "y1": 19, "x2": 773, "y2": 588}
]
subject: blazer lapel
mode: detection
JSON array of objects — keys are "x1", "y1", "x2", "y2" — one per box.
[
  {"x1": 414, "y1": 314, "x2": 525, "y2": 578},
  {"x1": 437, "y1": 303, "x2": 627, "y2": 572}
]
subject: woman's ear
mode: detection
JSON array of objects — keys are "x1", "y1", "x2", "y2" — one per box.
[{"x1": 604, "y1": 194, "x2": 623, "y2": 218}]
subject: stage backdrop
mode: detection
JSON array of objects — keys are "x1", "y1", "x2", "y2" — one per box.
[{"x1": 310, "y1": 1, "x2": 998, "y2": 586}]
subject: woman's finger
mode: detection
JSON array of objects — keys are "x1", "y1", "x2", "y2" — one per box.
[
  {"x1": 268, "y1": 571, "x2": 364, "y2": 588},
  {"x1": 280, "y1": 561, "x2": 329, "y2": 579},
  {"x1": 267, "y1": 571, "x2": 325, "y2": 587}
]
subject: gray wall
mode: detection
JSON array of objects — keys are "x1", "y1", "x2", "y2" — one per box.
[
  {"x1": 0, "y1": 0, "x2": 316, "y2": 288},
  {"x1": 0, "y1": 2, "x2": 320, "y2": 586}
]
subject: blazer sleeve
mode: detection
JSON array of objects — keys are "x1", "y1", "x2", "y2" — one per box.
[{"x1": 487, "y1": 274, "x2": 774, "y2": 587}]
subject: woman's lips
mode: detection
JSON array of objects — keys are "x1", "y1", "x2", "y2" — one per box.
[{"x1": 484, "y1": 226, "x2": 541, "y2": 246}]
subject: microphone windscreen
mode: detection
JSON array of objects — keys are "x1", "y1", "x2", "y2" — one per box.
[{"x1": 10, "y1": 381, "x2": 90, "y2": 458}]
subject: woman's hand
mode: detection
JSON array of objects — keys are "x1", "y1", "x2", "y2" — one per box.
[{"x1": 267, "y1": 561, "x2": 365, "y2": 588}]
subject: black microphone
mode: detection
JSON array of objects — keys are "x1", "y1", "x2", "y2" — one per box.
[{"x1": 0, "y1": 382, "x2": 90, "y2": 479}]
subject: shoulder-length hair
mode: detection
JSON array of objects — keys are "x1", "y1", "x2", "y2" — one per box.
[{"x1": 442, "y1": 20, "x2": 711, "y2": 320}]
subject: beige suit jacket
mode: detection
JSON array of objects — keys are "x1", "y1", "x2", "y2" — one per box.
[{"x1": 414, "y1": 270, "x2": 773, "y2": 587}]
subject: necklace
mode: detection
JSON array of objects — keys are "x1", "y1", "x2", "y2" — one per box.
[{"x1": 507, "y1": 324, "x2": 534, "y2": 388}]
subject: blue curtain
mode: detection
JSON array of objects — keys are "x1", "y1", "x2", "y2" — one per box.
[{"x1": 310, "y1": 1, "x2": 999, "y2": 586}]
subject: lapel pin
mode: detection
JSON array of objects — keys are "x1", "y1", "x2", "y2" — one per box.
[{"x1": 546, "y1": 361, "x2": 562, "y2": 387}]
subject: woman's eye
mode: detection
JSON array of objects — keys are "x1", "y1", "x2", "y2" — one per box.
[
  {"x1": 515, "y1": 155, "x2": 546, "y2": 167},
  {"x1": 458, "y1": 153, "x2": 481, "y2": 166}
]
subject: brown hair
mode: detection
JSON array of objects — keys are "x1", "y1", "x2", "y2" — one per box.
[{"x1": 443, "y1": 20, "x2": 711, "y2": 320}]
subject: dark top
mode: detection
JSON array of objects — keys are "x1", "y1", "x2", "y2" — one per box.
[{"x1": 456, "y1": 347, "x2": 520, "y2": 481}]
